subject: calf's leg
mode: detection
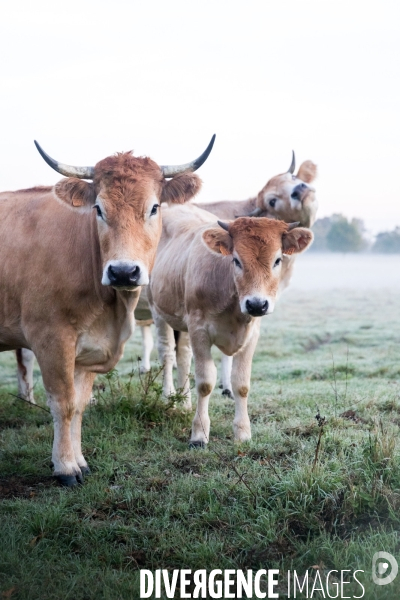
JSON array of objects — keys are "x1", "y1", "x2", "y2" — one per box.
[
  {"x1": 176, "y1": 331, "x2": 193, "y2": 410},
  {"x1": 139, "y1": 324, "x2": 154, "y2": 373},
  {"x1": 231, "y1": 324, "x2": 260, "y2": 443},
  {"x1": 153, "y1": 312, "x2": 176, "y2": 397},
  {"x1": 189, "y1": 328, "x2": 216, "y2": 447},
  {"x1": 220, "y1": 353, "x2": 233, "y2": 398}
]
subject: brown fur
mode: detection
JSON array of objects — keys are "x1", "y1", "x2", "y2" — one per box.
[{"x1": 1, "y1": 150, "x2": 202, "y2": 481}]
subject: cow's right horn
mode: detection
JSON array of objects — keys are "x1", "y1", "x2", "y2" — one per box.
[
  {"x1": 34, "y1": 141, "x2": 95, "y2": 179},
  {"x1": 218, "y1": 220, "x2": 230, "y2": 232},
  {"x1": 288, "y1": 150, "x2": 296, "y2": 174},
  {"x1": 160, "y1": 134, "x2": 216, "y2": 178}
]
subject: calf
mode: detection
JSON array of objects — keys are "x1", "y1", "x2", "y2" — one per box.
[{"x1": 148, "y1": 205, "x2": 313, "y2": 445}]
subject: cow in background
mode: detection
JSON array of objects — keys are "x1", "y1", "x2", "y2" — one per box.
[
  {"x1": 3, "y1": 136, "x2": 214, "y2": 484},
  {"x1": 148, "y1": 205, "x2": 313, "y2": 445}
]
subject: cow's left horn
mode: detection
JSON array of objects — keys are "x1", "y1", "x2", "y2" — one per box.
[
  {"x1": 217, "y1": 220, "x2": 230, "y2": 232},
  {"x1": 161, "y1": 134, "x2": 216, "y2": 178},
  {"x1": 34, "y1": 141, "x2": 95, "y2": 179},
  {"x1": 288, "y1": 150, "x2": 296, "y2": 174},
  {"x1": 248, "y1": 207, "x2": 262, "y2": 217},
  {"x1": 287, "y1": 221, "x2": 301, "y2": 231}
]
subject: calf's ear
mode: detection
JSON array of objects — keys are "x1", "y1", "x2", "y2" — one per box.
[
  {"x1": 202, "y1": 227, "x2": 233, "y2": 256},
  {"x1": 296, "y1": 160, "x2": 317, "y2": 183},
  {"x1": 54, "y1": 178, "x2": 96, "y2": 210},
  {"x1": 282, "y1": 227, "x2": 314, "y2": 255},
  {"x1": 161, "y1": 172, "x2": 202, "y2": 204}
]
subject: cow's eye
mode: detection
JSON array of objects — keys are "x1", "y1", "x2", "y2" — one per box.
[
  {"x1": 269, "y1": 199, "x2": 277, "y2": 207},
  {"x1": 233, "y1": 257, "x2": 242, "y2": 268},
  {"x1": 93, "y1": 205, "x2": 103, "y2": 219},
  {"x1": 150, "y1": 204, "x2": 160, "y2": 216},
  {"x1": 274, "y1": 257, "x2": 282, "y2": 267}
]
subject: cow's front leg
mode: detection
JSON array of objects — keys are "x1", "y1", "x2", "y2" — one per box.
[
  {"x1": 71, "y1": 370, "x2": 96, "y2": 476},
  {"x1": 16, "y1": 348, "x2": 36, "y2": 404},
  {"x1": 189, "y1": 328, "x2": 216, "y2": 447},
  {"x1": 176, "y1": 331, "x2": 193, "y2": 410},
  {"x1": 231, "y1": 324, "x2": 260, "y2": 443},
  {"x1": 139, "y1": 324, "x2": 154, "y2": 373},
  {"x1": 153, "y1": 312, "x2": 176, "y2": 397},
  {"x1": 220, "y1": 353, "x2": 233, "y2": 398},
  {"x1": 35, "y1": 344, "x2": 82, "y2": 486}
]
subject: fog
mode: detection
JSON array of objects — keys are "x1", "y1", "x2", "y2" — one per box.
[{"x1": 289, "y1": 253, "x2": 400, "y2": 290}]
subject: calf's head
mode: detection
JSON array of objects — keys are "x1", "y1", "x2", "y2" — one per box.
[
  {"x1": 35, "y1": 137, "x2": 214, "y2": 290},
  {"x1": 250, "y1": 153, "x2": 318, "y2": 228},
  {"x1": 202, "y1": 217, "x2": 313, "y2": 316}
]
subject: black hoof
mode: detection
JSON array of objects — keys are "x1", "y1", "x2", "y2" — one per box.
[
  {"x1": 80, "y1": 466, "x2": 91, "y2": 477},
  {"x1": 75, "y1": 472, "x2": 84, "y2": 485},
  {"x1": 189, "y1": 441, "x2": 206, "y2": 449},
  {"x1": 55, "y1": 474, "x2": 79, "y2": 487},
  {"x1": 222, "y1": 388, "x2": 233, "y2": 399}
]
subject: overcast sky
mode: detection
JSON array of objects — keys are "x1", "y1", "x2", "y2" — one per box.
[{"x1": 1, "y1": 0, "x2": 399, "y2": 234}]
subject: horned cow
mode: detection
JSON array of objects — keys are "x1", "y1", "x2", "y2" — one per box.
[{"x1": 2, "y1": 136, "x2": 214, "y2": 485}]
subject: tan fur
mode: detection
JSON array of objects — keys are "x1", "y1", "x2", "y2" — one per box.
[
  {"x1": 149, "y1": 204, "x2": 313, "y2": 445},
  {"x1": 2, "y1": 151, "x2": 201, "y2": 482}
]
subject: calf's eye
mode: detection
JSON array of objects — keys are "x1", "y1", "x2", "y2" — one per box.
[
  {"x1": 151, "y1": 204, "x2": 160, "y2": 216},
  {"x1": 93, "y1": 205, "x2": 103, "y2": 219},
  {"x1": 233, "y1": 258, "x2": 242, "y2": 268},
  {"x1": 274, "y1": 257, "x2": 282, "y2": 267},
  {"x1": 269, "y1": 199, "x2": 277, "y2": 207}
]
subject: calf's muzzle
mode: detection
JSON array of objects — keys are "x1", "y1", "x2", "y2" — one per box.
[
  {"x1": 245, "y1": 298, "x2": 269, "y2": 316},
  {"x1": 107, "y1": 263, "x2": 142, "y2": 287}
]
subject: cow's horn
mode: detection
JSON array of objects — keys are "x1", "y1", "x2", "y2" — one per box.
[
  {"x1": 248, "y1": 207, "x2": 262, "y2": 217},
  {"x1": 287, "y1": 221, "x2": 301, "y2": 231},
  {"x1": 161, "y1": 134, "x2": 216, "y2": 178},
  {"x1": 217, "y1": 220, "x2": 230, "y2": 232},
  {"x1": 288, "y1": 150, "x2": 296, "y2": 174},
  {"x1": 34, "y1": 141, "x2": 95, "y2": 179}
]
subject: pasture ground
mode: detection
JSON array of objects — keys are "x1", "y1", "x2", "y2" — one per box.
[{"x1": 1, "y1": 289, "x2": 400, "y2": 599}]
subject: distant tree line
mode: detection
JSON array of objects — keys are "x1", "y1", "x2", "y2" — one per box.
[{"x1": 309, "y1": 214, "x2": 400, "y2": 253}]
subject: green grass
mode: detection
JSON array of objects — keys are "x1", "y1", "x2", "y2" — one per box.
[{"x1": 1, "y1": 289, "x2": 400, "y2": 599}]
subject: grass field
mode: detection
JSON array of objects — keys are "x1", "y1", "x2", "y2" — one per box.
[{"x1": 1, "y1": 288, "x2": 400, "y2": 599}]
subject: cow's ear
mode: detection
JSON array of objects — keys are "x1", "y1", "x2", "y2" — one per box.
[
  {"x1": 202, "y1": 227, "x2": 233, "y2": 256},
  {"x1": 161, "y1": 172, "x2": 202, "y2": 205},
  {"x1": 282, "y1": 227, "x2": 313, "y2": 255},
  {"x1": 296, "y1": 160, "x2": 317, "y2": 184},
  {"x1": 54, "y1": 178, "x2": 96, "y2": 210}
]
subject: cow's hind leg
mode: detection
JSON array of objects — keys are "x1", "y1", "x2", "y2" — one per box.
[
  {"x1": 189, "y1": 328, "x2": 216, "y2": 447},
  {"x1": 71, "y1": 370, "x2": 96, "y2": 477},
  {"x1": 139, "y1": 324, "x2": 154, "y2": 373},
  {"x1": 176, "y1": 331, "x2": 193, "y2": 410},
  {"x1": 231, "y1": 324, "x2": 260, "y2": 443},
  {"x1": 16, "y1": 348, "x2": 36, "y2": 404},
  {"x1": 153, "y1": 312, "x2": 176, "y2": 397}
]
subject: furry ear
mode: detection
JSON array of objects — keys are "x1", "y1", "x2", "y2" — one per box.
[
  {"x1": 296, "y1": 160, "x2": 317, "y2": 184},
  {"x1": 54, "y1": 178, "x2": 95, "y2": 209},
  {"x1": 161, "y1": 172, "x2": 202, "y2": 205},
  {"x1": 202, "y1": 227, "x2": 233, "y2": 256},
  {"x1": 282, "y1": 227, "x2": 314, "y2": 255}
]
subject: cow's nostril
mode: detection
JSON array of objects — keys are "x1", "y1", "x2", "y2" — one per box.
[
  {"x1": 262, "y1": 300, "x2": 269, "y2": 312},
  {"x1": 129, "y1": 265, "x2": 140, "y2": 282}
]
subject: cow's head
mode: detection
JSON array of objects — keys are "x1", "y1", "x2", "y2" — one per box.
[
  {"x1": 35, "y1": 137, "x2": 215, "y2": 290},
  {"x1": 248, "y1": 152, "x2": 318, "y2": 228},
  {"x1": 202, "y1": 217, "x2": 313, "y2": 316}
]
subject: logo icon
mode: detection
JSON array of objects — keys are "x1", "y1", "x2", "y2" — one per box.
[{"x1": 372, "y1": 552, "x2": 398, "y2": 586}]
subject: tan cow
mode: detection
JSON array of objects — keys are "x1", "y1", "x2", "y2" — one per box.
[
  {"x1": 2, "y1": 136, "x2": 214, "y2": 485},
  {"x1": 148, "y1": 204, "x2": 313, "y2": 446}
]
